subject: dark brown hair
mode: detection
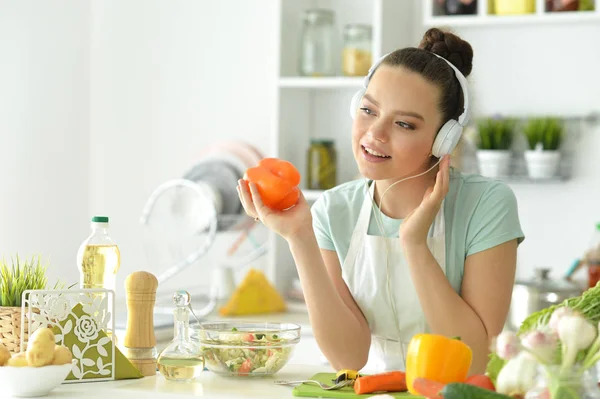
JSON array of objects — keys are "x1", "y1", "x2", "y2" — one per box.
[{"x1": 381, "y1": 28, "x2": 474, "y2": 128}]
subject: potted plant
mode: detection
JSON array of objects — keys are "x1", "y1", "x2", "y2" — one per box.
[
  {"x1": 475, "y1": 116, "x2": 517, "y2": 178},
  {"x1": 0, "y1": 255, "x2": 68, "y2": 353},
  {"x1": 523, "y1": 117, "x2": 563, "y2": 179}
]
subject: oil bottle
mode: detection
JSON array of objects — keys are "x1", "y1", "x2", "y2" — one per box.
[
  {"x1": 77, "y1": 216, "x2": 121, "y2": 291},
  {"x1": 157, "y1": 290, "x2": 204, "y2": 382},
  {"x1": 77, "y1": 216, "x2": 121, "y2": 343}
]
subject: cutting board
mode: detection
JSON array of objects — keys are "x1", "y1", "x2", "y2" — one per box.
[{"x1": 292, "y1": 373, "x2": 424, "y2": 398}]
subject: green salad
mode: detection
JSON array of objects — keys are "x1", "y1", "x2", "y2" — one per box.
[{"x1": 201, "y1": 328, "x2": 294, "y2": 376}]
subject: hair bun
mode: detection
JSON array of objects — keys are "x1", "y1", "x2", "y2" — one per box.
[{"x1": 419, "y1": 28, "x2": 473, "y2": 77}]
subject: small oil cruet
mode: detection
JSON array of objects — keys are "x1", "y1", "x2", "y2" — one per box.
[{"x1": 157, "y1": 290, "x2": 204, "y2": 382}]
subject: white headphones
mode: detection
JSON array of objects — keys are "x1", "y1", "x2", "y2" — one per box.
[{"x1": 350, "y1": 52, "x2": 471, "y2": 158}]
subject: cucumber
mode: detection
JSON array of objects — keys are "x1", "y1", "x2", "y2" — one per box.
[{"x1": 441, "y1": 383, "x2": 513, "y2": 399}]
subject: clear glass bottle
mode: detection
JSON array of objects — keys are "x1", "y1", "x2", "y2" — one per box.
[
  {"x1": 342, "y1": 24, "x2": 372, "y2": 77},
  {"x1": 77, "y1": 216, "x2": 121, "y2": 291},
  {"x1": 298, "y1": 9, "x2": 337, "y2": 77},
  {"x1": 157, "y1": 290, "x2": 204, "y2": 382}
]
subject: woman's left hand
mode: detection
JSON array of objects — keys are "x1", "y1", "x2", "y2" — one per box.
[{"x1": 399, "y1": 155, "x2": 450, "y2": 248}]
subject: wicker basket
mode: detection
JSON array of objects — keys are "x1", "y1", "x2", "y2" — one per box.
[{"x1": 0, "y1": 306, "x2": 37, "y2": 354}]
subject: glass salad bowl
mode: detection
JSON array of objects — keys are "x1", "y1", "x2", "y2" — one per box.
[{"x1": 193, "y1": 321, "x2": 301, "y2": 377}]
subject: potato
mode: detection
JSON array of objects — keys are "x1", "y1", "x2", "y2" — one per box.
[
  {"x1": 51, "y1": 345, "x2": 72, "y2": 365},
  {"x1": 26, "y1": 340, "x2": 55, "y2": 367},
  {"x1": 7, "y1": 352, "x2": 29, "y2": 367},
  {"x1": 25, "y1": 327, "x2": 56, "y2": 367},
  {"x1": 29, "y1": 327, "x2": 55, "y2": 345},
  {"x1": 0, "y1": 344, "x2": 10, "y2": 366}
]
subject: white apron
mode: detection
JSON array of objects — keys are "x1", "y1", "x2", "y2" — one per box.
[{"x1": 341, "y1": 181, "x2": 447, "y2": 372}]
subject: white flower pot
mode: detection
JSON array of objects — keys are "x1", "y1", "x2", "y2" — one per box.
[
  {"x1": 476, "y1": 150, "x2": 512, "y2": 178},
  {"x1": 524, "y1": 150, "x2": 561, "y2": 179}
]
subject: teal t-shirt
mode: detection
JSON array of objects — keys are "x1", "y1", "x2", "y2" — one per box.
[{"x1": 310, "y1": 168, "x2": 525, "y2": 294}]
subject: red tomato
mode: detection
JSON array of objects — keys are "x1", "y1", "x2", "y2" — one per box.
[
  {"x1": 238, "y1": 358, "x2": 252, "y2": 376},
  {"x1": 242, "y1": 333, "x2": 254, "y2": 342},
  {"x1": 244, "y1": 158, "x2": 300, "y2": 211},
  {"x1": 465, "y1": 374, "x2": 495, "y2": 391},
  {"x1": 412, "y1": 378, "x2": 445, "y2": 399}
]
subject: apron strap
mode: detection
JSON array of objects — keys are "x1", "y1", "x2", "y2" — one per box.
[
  {"x1": 431, "y1": 199, "x2": 447, "y2": 276},
  {"x1": 342, "y1": 180, "x2": 375, "y2": 269}
]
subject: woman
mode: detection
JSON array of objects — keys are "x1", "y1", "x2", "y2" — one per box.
[{"x1": 237, "y1": 28, "x2": 524, "y2": 375}]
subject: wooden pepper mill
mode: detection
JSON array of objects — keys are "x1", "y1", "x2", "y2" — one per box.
[{"x1": 124, "y1": 271, "x2": 158, "y2": 376}]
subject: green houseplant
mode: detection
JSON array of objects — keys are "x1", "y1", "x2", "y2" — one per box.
[
  {"x1": 475, "y1": 116, "x2": 517, "y2": 178},
  {"x1": 0, "y1": 255, "x2": 69, "y2": 353},
  {"x1": 523, "y1": 117, "x2": 564, "y2": 179}
]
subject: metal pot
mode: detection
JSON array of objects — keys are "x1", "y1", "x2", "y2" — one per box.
[{"x1": 506, "y1": 268, "x2": 585, "y2": 331}]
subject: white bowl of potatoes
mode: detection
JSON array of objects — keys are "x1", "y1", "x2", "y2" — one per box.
[{"x1": 0, "y1": 327, "x2": 74, "y2": 397}]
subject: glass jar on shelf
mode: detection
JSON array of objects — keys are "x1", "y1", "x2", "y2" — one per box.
[
  {"x1": 545, "y1": 0, "x2": 581, "y2": 11},
  {"x1": 307, "y1": 139, "x2": 337, "y2": 190},
  {"x1": 298, "y1": 9, "x2": 337, "y2": 77},
  {"x1": 342, "y1": 24, "x2": 372, "y2": 77},
  {"x1": 443, "y1": 0, "x2": 478, "y2": 15}
]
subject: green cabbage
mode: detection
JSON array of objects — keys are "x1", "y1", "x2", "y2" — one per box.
[{"x1": 486, "y1": 282, "x2": 600, "y2": 383}]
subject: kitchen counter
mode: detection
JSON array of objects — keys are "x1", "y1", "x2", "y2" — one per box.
[
  {"x1": 13, "y1": 308, "x2": 336, "y2": 399},
  {"x1": 28, "y1": 363, "x2": 336, "y2": 399}
]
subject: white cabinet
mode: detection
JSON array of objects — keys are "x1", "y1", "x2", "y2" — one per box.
[{"x1": 266, "y1": 0, "x2": 415, "y2": 294}]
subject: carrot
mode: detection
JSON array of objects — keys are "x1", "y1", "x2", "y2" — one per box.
[
  {"x1": 412, "y1": 377, "x2": 446, "y2": 399},
  {"x1": 353, "y1": 371, "x2": 407, "y2": 395}
]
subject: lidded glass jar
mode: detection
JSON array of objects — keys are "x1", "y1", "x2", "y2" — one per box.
[
  {"x1": 342, "y1": 24, "x2": 372, "y2": 77},
  {"x1": 307, "y1": 139, "x2": 337, "y2": 190},
  {"x1": 299, "y1": 9, "x2": 337, "y2": 77}
]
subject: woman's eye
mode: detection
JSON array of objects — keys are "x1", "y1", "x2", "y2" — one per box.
[
  {"x1": 359, "y1": 107, "x2": 374, "y2": 115},
  {"x1": 396, "y1": 121, "x2": 415, "y2": 130}
]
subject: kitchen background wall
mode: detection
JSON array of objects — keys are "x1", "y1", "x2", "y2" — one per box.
[
  {"x1": 0, "y1": 0, "x2": 90, "y2": 285},
  {"x1": 1, "y1": 0, "x2": 599, "y2": 296}
]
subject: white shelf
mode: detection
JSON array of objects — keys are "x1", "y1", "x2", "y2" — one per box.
[
  {"x1": 279, "y1": 76, "x2": 364, "y2": 89},
  {"x1": 424, "y1": 11, "x2": 599, "y2": 26},
  {"x1": 268, "y1": 0, "x2": 411, "y2": 296}
]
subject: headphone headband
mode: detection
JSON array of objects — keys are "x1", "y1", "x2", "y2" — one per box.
[{"x1": 430, "y1": 53, "x2": 471, "y2": 126}]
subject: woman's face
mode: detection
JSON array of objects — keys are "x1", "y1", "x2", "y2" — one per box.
[{"x1": 351, "y1": 64, "x2": 443, "y2": 182}]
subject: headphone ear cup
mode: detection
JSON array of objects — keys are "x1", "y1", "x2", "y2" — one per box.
[
  {"x1": 350, "y1": 89, "x2": 366, "y2": 119},
  {"x1": 432, "y1": 120, "x2": 463, "y2": 158}
]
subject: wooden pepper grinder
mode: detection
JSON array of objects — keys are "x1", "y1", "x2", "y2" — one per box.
[{"x1": 124, "y1": 271, "x2": 158, "y2": 376}]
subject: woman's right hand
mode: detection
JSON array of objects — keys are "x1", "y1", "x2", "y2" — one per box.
[{"x1": 236, "y1": 179, "x2": 313, "y2": 241}]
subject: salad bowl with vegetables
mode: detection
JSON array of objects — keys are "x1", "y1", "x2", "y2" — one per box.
[{"x1": 194, "y1": 321, "x2": 300, "y2": 378}]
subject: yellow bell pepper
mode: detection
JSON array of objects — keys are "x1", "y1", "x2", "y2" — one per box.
[{"x1": 405, "y1": 333, "x2": 472, "y2": 394}]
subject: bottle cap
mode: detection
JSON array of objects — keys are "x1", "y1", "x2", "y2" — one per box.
[{"x1": 92, "y1": 216, "x2": 109, "y2": 223}]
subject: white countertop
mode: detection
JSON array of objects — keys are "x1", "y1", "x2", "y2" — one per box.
[{"x1": 35, "y1": 363, "x2": 336, "y2": 399}]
